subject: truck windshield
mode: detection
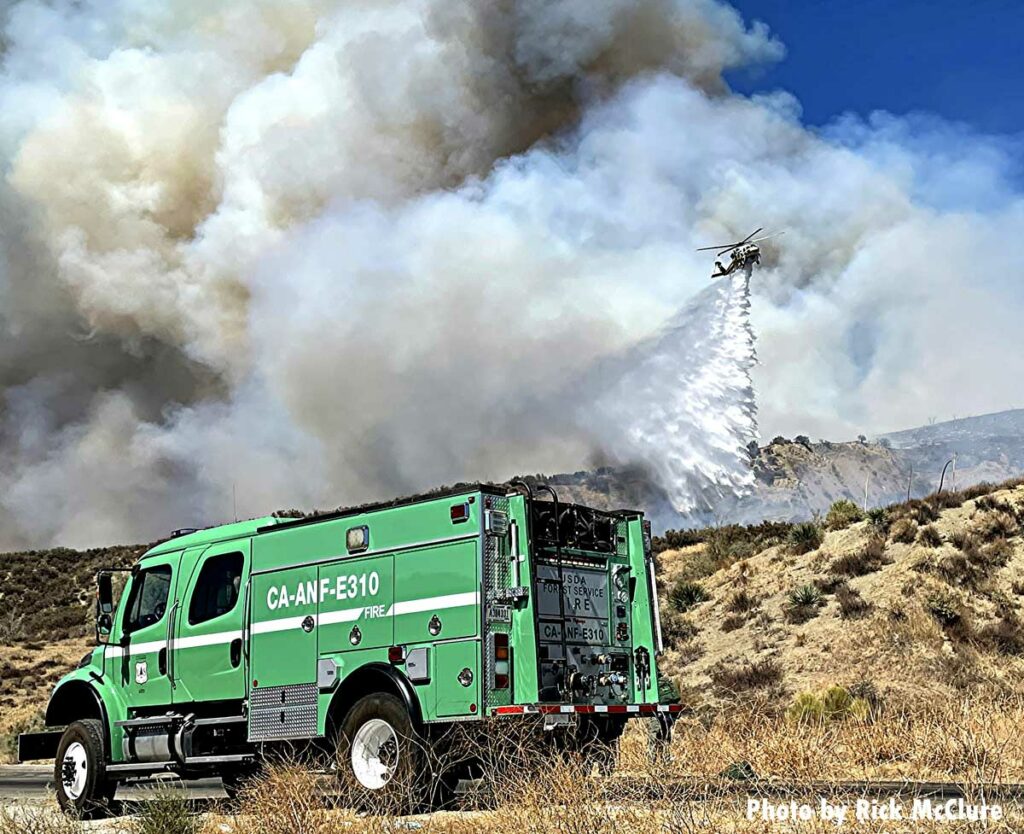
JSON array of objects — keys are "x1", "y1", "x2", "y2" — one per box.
[{"x1": 124, "y1": 566, "x2": 172, "y2": 634}]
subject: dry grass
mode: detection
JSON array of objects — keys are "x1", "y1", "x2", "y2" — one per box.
[
  {"x1": 0, "y1": 805, "x2": 86, "y2": 834},
  {"x1": 9, "y1": 699, "x2": 1024, "y2": 834},
  {"x1": 657, "y1": 481, "x2": 1024, "y2": 709},
  {"x1": 195, "y1": 696, "x2": 1024, "y2": 834}
]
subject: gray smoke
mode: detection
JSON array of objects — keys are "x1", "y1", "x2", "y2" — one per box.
[{"x1": 0, "y1": 1, "x2": 1021, "y2": 548}]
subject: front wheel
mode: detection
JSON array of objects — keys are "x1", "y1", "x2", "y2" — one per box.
[
  {"x1": 54, "y1": 720, "x2": 116, "y2": 818},
  {"x1": 335, "y1": 693, "x2": 426, "y2": 813}
]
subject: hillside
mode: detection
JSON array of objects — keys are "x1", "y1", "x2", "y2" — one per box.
[
  {"x1": 539, "y1": 409, "x2": 1024, "y2": 528},
  {"x1": 0, "y1": 543, "x2": 146, "y2": 760},
  {"x1": 654, "y1": 478, "x2": 1024, "y2": 709}
]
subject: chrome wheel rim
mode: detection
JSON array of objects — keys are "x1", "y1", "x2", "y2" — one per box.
[
  {"x1": 61, "y1": 742, "x2": 88, "y2": 800},
  {"x1": 351, "y1": 719, "x2": 399, "y2": 790}
]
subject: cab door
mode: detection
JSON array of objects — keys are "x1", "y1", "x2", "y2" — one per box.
[
  {"x1": 110, "y1": 553, "x2": 183, "y2": 710},
  {"x1": 173, "y1": 541, "x2": 248, "y2": 705}
]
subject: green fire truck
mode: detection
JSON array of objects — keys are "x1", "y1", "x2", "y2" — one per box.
[{"x1": 19, "y1": 482, "x2": 677, "y2": 815}]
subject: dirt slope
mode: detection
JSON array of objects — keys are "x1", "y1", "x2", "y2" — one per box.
[{"x1": 656, "y1": 480, "x2": 1024, "y2": 708}]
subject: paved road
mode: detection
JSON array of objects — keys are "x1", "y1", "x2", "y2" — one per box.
[{"x1": 0, "y1": 766, "x2": 225, "y2": 801}]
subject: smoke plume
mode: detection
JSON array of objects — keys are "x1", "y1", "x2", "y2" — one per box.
[{"x1": 0, "y1": 1, "x2": 1021, "y2": 547}]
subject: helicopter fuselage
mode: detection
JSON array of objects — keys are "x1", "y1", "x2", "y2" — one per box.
[{"x1": 713, "y1": 243, "x2": 761, "y2": 277}]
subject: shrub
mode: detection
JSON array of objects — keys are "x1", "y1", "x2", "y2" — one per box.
[
  {"x1": 132, "y1": 790, "x2": 202, "y2": 834},
  {"x1": 925, "y1": 591, "x2": 966, "y2": 634},
  {"x1": 725, "y1": 590, "x2": 758, "y2": 614},
  {"x1": 867, "y1": 507, "x2": 889, "y2": 531},
  {"x1": 979, "y1": 539, "x2": 1013, "y2": 568},
  {"x1": 950, "y1": 529, "x2": 975, "y2": 550},
  {"x1": 909, "y1": 499, "x2": 941, "y2": 524},
  {"x1": 0, "y1": 806, "x2": 82, "y2": 834},
  {"x1": 677, "y1": 639, "x2": 705, "y2": 665},
  {"x1": 813, "y1": 575, "x2": 844, "y2": 595},
  {"x1": 975, "y1": 493, "x2": 1007, "y2": 512},
  {"x1": 830, "y1": 535, "x2": 887, "y2": 577},
  {"x1": 661, "y1": 613, "x2": 698, "y2": 649},
  {"x1": 240, "y1": 762, "x2": 329, "y2": 834},
  {"x1": 1012, "y1": 580, "x2": 1024, "y2": 597},
  {"x1": 703, "y1": 521, "x2": 795, "y2": 574},
  {"x1": 934, "y1": 552, "x2": 978, "y2": 587},
  {"x1": 964, "y1": 482, "x2": 999, "y2": 501},
  {"x1": 825, "y1": 500, "x2": 863, "y2": 531},
  {"x1": 786, "y1": 687, "x2": 870, "y2": 724},
  {"x1": 930, "y1": 490, "x2": 968, "y2": 510},
  {"x1": 709, "y1": 658, "x2": 783, "y2": 694},
  {"x1": 787, "y1": 522, "x2": 823, "y2": 555},
  {"x1": 836, "y1": 584, "x2": 872, "y2": 619},
  {"x1": 786, "y1": 584, "x2": 824, "y2": 624},
  {"x1": 789, "y1": 585, "x2": 823, "y2": 608},
  {"x1": 0, "y1": 709, "x2": 44, "y2": 764},
  {"x1": 721, "y1": 614, "x2": 746, "y2": 633},
  {"x1": 0, "y1": 610, "x2": 25, "y2": 645},
  {"x1": 786, "y1": 692, "x2": 824, "y2": 724},
  {"x1": 890, "y1": 518, "x2": 918, "y2": 544},
  {"x1": 972, "y1": 511, "x2": 1017, "y2": 542},
  {"x1": 917, "y1": 524, "x2": 943, "y2": 548},
  {"x1": 654, "y1": 520, "x2": 795, "y2": 561},
  {"x1": 978, "y1": 615, "x2": 1024, "y2": 656},
  {"x1": 668, "y1": 580, "x2": 710, "y2": 613},
  {"x1": 821, "y1": 685, "x2": 868, "y2": 719},
  {"x1": 848, "y1": 679, "x2": 883, "y2": 714}
]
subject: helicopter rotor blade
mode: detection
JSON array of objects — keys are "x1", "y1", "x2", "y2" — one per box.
[
  {"x1": 696, "y1": 226, "x2": 765, "y2": 252},
  {"x1": 749, "y1": 231, "x2": 785, "y2": 244},
  {"x1": 696, "y1": 242, "x2": 741, "y2": 252},
  {"x1": 738, "y1": 227, "x2": 763, "y2": 245}
]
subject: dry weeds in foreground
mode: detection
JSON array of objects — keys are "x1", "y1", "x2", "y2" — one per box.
[
  {"x1": 5, "y1": 698, "x2": 1024, "y2": 833},
  {"x1": 215, "y1": 701, "x2": 1024, "y2": 834},
  {"x1": 615, "y1": 694, "x2": 1024, "y2": 784},
  {"x1": 222, "y1": 760, "x2": 1024, "y2": 834}
]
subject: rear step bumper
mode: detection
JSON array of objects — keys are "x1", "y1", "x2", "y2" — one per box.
[{"x1": 491, "y1": 704, "x2": 683, "y2": 716}]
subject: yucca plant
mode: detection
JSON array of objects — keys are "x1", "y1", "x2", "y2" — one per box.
[
  {"x1": 787, "y1": 522, "x2": 823, "y2": 555},
  {"x1": 668, "y1": 580, "x2": 711, "y2": 612}
]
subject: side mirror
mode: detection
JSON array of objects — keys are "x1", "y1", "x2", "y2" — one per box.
[{"x1": 96, "y1": 574, "x2": 114, "y2": 643}]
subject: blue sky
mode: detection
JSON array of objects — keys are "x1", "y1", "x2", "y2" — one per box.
[{"x1": 727, "y1": 0, "x2": 1024, "y2": 136}]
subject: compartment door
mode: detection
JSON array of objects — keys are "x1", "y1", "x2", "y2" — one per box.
[
  {"x1": 317, "y1": 555, "x2": 394, "y2": 654},
  {"x1": 248, "y1": 565, "x2": 319, "y2": 741},
  {"x1": 393, "y1": 539, "x2": 479, "y2": 644}
]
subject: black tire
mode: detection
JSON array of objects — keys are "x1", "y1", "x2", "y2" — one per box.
[
  {"x1": 335, "y1": 693, "x2": 427, "y2": 813},
  {"x1": 54, "y1": 719, "x2": 115, "y2": 819}
]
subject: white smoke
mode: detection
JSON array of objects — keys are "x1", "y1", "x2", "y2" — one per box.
[
  {"x1": 587, "y1": 270, "x2": 758, "y2": 511},
  {"x1": 0, "y1": 0, "x2": 1021, "y2": 548}
]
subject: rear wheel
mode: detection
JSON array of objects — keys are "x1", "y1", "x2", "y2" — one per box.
[
  {"x1": 54, "y1": 720, "x2": 116, "y2": 818},
  {"x1": 335, "y1": 693, "x2": 426, "y2": 813}
]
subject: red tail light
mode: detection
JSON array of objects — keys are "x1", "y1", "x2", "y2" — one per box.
[
  {"x1": 388, "y1": 645, "x2": 405, "y2": 664},
  {"x1": 493, "y1": 633, "x2": 510, "y2": 689}
]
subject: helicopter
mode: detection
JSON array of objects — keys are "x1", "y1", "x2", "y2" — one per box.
[{"x1": 697, "y1": 228, "x2": 783, "y2": 277}]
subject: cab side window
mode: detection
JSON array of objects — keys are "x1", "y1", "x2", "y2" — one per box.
[
  {"x1": 124, "y1": 566, "x2": 172, "y2": 634},
  {"x1": 189, "y1": 552, "x2": 244, "y2": 626}
]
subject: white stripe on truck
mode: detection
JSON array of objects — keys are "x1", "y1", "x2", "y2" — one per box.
[{"x1": 104, "y1": 592, "x2": 480, "y2": 657}]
